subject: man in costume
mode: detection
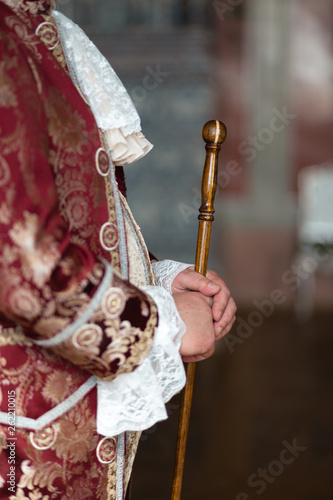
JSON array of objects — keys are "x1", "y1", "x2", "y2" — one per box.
[{"x1": 0, "y1": 1, "x2": 236, "y2": 498}]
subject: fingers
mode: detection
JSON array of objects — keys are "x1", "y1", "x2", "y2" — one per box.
[
  {"x1": 203, "y1": 270, "x2": 237, "y2": 331},
  {"x1": 211, "y1": 287, "x2": 231, "y2": 323},
  {"x1": 172, "y1": 267, "x2": 237, "y2": 349},
  {"x1": 171, "y1": 267, "x2": 221, "y2": 296},
  {"x1": 214, "y1": 296, "x2": 237, "y2": 340},
  {"x1": 215, "y1": 316, "x2": 236, "y2": 341}
]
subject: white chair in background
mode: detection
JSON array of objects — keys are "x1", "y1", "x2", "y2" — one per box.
[{"x1": 295, "y1": 163, "x2": 333, "y2": 321}]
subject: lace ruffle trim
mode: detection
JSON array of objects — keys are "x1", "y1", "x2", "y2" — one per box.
[
  {"x1": 104, "y1": 129, "x2": 153, "y2": 166},
  {"x1": 96, "y1": 286, "x2": 186, "y2": 436},
  {"x1": 52, "y1": 10, "x2": 153, "y2": 166}
]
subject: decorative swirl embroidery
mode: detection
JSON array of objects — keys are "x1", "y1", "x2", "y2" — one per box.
[
  {"x1": 101, "y1": 288, "x2": 126, "y2": 319},
  {"x1": 96, "y1": 436, "x2": 117, "y2": 464},
  {"x1": 30, "y1": 424, "x2": 58, "y2": 450},
  {"x1": 100, "y1": 222, "x2": 119, "y2": 251},
  {"x1": 35, "y1": 21, "x2": 59, "y2": 50},
  {"x1": 72, "y1": 324, "x2": 103, "y2": 354},
  {"x1": 95, "y1": 147, "x2": 111, "y2": 177}
]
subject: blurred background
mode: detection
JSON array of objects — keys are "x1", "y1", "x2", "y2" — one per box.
[{"x1": 57, "y1": 1, "x2": 333, "y2": 499}]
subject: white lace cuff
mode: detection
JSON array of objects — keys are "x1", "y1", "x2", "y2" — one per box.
[
  {"x1": 52, "y1": 10, "x2": 153, "y2": 165},
  {"x1": 96, "y1": 286, "x2": 186, "y2": 436},
  {"x1": 152, "y1": 259, "x2": 193, "y2": 294}
]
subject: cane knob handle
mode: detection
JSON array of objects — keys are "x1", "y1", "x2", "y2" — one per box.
[
  {"x1": 202, "y1": 119, "x2": 227, "y2": 146},
  {"x1": 198, "y1": 120, "x2": 227, "y2": 226}
]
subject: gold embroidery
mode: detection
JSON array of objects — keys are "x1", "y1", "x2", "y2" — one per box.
[
  {"x1": 95, "y1": 148, "x2": 111, "y2": 177},
  {"x1": 72, "y1": 324, "x2": 103, "y2": 355},
  {"x1": 50, "y1": 398, "x2": 98, "y2": 463},
  {"x1": 107, "y1": 458, "x2": 117, "y2": 500},
  {"x1": 96, "y1": 437, "x2": 117, "y2": 464},
  {"x1": 100, "y1": 222, "x2": 119, "y2": 252},
  {"x1": 30, "y1": 424, "x2": 58, "y2": 450},
  {"x1": 0, "y1": 7, "x2": 158, "y2": 499},
  {"x1": 38, "y1": 14, "x2": 68, "y2": 70},
  {"x1": 41, "y1": 370, "x2": 72, "y2": 405},
  {"x1": 101, "y1": 287, "x2": 126, "y2": 319},
  {"x1": 0, "y1": 327, "x2": 33, "y2": 347},
  {"x1": 35, "y1": 21, "x2": 58, "y2": 51}
]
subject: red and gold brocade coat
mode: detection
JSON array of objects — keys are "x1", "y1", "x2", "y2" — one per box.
[{"x1": 0, "y1": 1, "x2": 158, "y2": 498}]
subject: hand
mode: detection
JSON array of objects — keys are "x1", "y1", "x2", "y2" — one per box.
[
  {"x1": 171, "y1": 267, "x2": 237, "y2": 340},
  {"x1": 173, "y1": 292, "x2": 216, "y2": 363}
]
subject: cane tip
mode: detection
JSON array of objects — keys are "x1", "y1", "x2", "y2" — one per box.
[{"x1": 202, "y1": 120, "x2": 227, "y2": 145}]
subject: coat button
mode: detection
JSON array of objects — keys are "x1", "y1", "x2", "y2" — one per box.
[
  {"x1": 29, "y1": 424, "x2": 57, "y2": 450},
  {"x1": 95, "y1": 148, "x2": 111, "y2": 177},
  {"x1": 35, "y1": 22, "x2": 59, "y2": 51},
  {"x1": 100, "y1": 222, "x2": 119, "y2": 251},
  {"x1": 96, "y1": 436, "x2": 117, "y2": 464}
]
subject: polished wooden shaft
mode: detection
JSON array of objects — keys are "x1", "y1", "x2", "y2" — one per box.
[
  {"x1": 195, "y1": 120, "x2": 226, "y2": 275},
  {"x1": 171, "y1": 120, "x2": 227, "y2": 500}
]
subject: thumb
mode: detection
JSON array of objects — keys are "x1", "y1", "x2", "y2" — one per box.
[{"x1": 183, "y1": 269, "x2": 221, "y2": 296}]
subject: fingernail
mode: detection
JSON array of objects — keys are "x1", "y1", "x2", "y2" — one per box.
[
  {"x1": 208, "y1": 282, "x2": 219, "y2": 291},
  {"x1": 217, "y1": 327, "x2": 223, "y2": 336}
]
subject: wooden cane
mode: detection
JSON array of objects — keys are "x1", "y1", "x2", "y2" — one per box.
[{"x1": 171, "y1": 119, "x2": 227, "y2": 500}]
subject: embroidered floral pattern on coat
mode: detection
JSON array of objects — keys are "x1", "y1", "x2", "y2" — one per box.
[{"x1": 0, "y1": 2, "x2": 159, "y2": 498}]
